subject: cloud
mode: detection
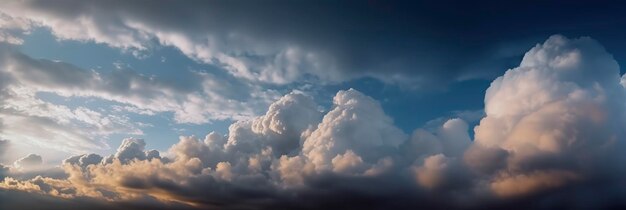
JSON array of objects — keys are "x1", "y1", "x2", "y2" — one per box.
[
  {"x1": 102, "y1": 138, "x2": 161, "y2": 164},
  {"x1": 467, "y1": 35, "x2": 626, "y2": 199},
  {"x1": 63, "y1": 154, "x2": 103, "y2": 168},
  {"x1": 226, "y1": 91, "x2": 323, "y2": 157},
  {"x1": 298, "y1": 89, "x2": 407, "y2": 174},
  {"x1": 0, "y1": 48, "x2": 277, "y2": 123},
  {"x1": 0, "y1": 46, "x2": 281, "y2": 154},
  {"x1": 0, "y1": 12, "x2": 33, "y2": 45},
  {"x1": 0, "y1": 0, "x2": 561, "y2": 87},
  {"x1": 0, "y1": 49, "x2": 147, "y2": 154},
  {"x1": 413, "y1": 154, "x2": 462, "y2": 190},
  {"x1": 0, "y1": 88, "x2": 468, "y2": 209},
  {"x1": 13, "y1": 154, "x2": 43, "y2": 170},
  {"x1": 404, "y1": 118, "x2": 474, "y2": 193},
  {"x1": 0, "y1": 139, "x2": 8, "y2": 161},
  {"x1": 2, "y1": 35, "x2": 626, "y2": 209}
]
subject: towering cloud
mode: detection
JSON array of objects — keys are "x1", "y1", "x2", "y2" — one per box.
[
  {"x1": 296, "y1": 89, "x2": 406, "y2": 175},
  {"x1": 467, "y1": 35, "x2": 626, "y2": 200}
]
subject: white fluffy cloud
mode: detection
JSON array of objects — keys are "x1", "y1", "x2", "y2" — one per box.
[
  {"x1": 299, "y1": 89, "x2": 407, "y2": 174},
  {"x1": 467, "y1": 35, "x2": 626, "y2": 198}
]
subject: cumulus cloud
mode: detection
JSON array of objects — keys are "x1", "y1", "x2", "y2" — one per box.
[
  {"x1": 404, "y1": 118, "x2": 474, "y2": 193},
  {"x1": 3, "y1": 35, "x2": 626, "y2": 209},
  {"x1": 63, "y1": 154, "x2": 103, "y2": 168},
  {"x1": 298, "y1": 89, "x2": 407, "y2": 174},
  {"x1": 13, "y1": 154, "x2": 43, "y2": 170},
  {"x1": 467, "y1": 35, "x2": 626, "y2": 199},
  {"x1": 0, "y1": 88, "x2": 470, "y2": 209},
  {"x1": 102, "y1": 138, "x2": 161, "y2": 164},
  {"x1": 407, "y1": 118, "x2": 471, "y2": 159}
]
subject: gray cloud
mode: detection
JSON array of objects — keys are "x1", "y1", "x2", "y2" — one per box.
[
  {"x1": 0, "y1": 12, "x2": 33, "y2": 45},
  {"x1": 0, "y1": 139, "x2": 8, "y2": 162},
  {"x1": 13, "y1": 154, "x2": 42, "y2": 170},
  {"x1": 63, "y1": 154, "x2": 103, "y2": 168},
  {"x1": 102, "y1": 138, "x2": 161, "y2": 164},
  {"x1": 0, "y1": 0, "x2": 578, "y2": 87}
]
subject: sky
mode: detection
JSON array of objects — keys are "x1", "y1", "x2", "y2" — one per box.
[{"x1": 2, "y1": 0, "x2": 626, "y2": 209}]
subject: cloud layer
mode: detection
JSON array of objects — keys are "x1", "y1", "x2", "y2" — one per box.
[
  {"x1": 2, "y1": 35, "x2": 626, "y2": 209},
  {"x1": 0, "y1": 0, "x2": 564, "y2": 87},
  {"x1": 0, "y1": 46, "x2": 282, "y2": 155}
]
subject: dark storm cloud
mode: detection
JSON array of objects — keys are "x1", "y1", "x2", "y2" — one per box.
[{"x1": 4, "y1": 0, "x2": 625, "y2": 87}]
